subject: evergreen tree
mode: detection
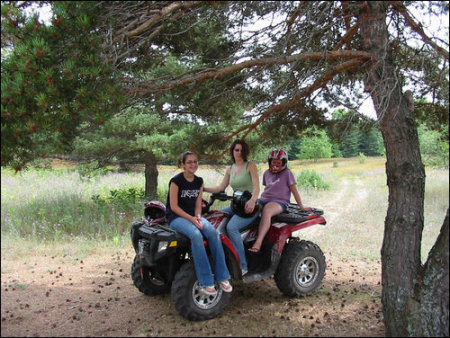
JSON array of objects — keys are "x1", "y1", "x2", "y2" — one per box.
[
  {"x1": 359, "y1": 128, "x2": 384, "y2": 156},
  {"x1": 285, "y1": 139, "x2": 301, "y2": 160},
  {"x1": 341, "y1": 127, "x2": 360, "y2": 157},
  {"x1": 72, "y1": 106, "x2": 181, "y2": 198},
  {"x1": 1, "y1": 2, "x2": 125, "y2": 170}
]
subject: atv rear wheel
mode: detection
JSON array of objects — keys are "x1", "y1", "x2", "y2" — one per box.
[
  {"x1": 131, "y1": 255, "x2": 171, "y2": 295},
  {"x1": 171, "y1": 261, "x2": 231, "y2": 321},
  {"x1": 274, "y1": 239, "x2": 326, "y2": 297}
]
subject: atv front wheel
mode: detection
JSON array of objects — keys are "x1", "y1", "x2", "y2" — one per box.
[
  {"x1": 171, "y1": 261, "x2": 231, "y2": 321},
  {"x1": 274, "y1": 239, "x2": 326, "y2": 297},
  {"x1": 131, "y1": 255, "x2": 171, "y2": 295}
]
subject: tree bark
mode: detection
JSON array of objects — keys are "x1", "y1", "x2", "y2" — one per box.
[
  {"x1": 144, "y1": 152, "x2": 158, "y2": 199},
  {"x1": 359, "y1": 1, "x2": 449, "y2": 336},
  {"x1": 417, "y1": 209, "x2": 449, "y2": 336}
]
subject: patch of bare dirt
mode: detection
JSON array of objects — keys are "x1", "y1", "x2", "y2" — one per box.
[{"x1": 1, "y1": 245, "x2": 384, "y2": 337}]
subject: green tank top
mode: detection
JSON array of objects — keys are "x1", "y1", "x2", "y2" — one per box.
[{"x1": 229, "y1": 162, "x2": 254, "y2": 192}]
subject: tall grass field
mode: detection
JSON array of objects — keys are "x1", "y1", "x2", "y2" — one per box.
[{"x1": 1, "y1": 157, "x2": 448, "y2": 263}]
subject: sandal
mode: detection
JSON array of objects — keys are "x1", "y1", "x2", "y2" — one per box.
[
  {"x1": 219, "y1": 280, "x2": 233, "y2": 293},
  {"x1": 201, "y1": 285, "x2": 217, "y2": 296}
]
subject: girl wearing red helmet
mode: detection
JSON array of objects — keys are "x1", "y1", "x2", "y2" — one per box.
[{"x1": 248, "y1": 149, "x2": 312, "y2": 253}]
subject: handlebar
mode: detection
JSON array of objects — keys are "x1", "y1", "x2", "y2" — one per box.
[
  {"x1": 202, "y1": 191, "x2": 233, "y2": 214},
  {"x1": 210, "y1": 191, "x2": 233, "y2": 202}
]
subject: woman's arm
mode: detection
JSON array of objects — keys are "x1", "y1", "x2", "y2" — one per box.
[
  {"x1": 244, "y1": 161, "x2": 260, "y2": 213},
  {"x1": 248, "y1": 161, "x2": 260, "y2": 200},
  {"x1": 290, "y1": 184, "x2": 312, "y2": 211},
  {"x1": 194, "y1": 185, "x2": 204, "y2": 229},
  {"x1": 195, "y1": 185, "x2": 204, "y2": 217},
  {"x1": 204, "y1": 166, "x2": 231, "y2": 193}
]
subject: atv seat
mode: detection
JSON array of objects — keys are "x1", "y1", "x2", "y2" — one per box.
[{"x1": 272, "y1": 203, "x2": 322, "y2": 224}]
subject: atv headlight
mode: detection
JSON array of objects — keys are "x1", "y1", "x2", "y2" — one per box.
[
  {"x1": 157, "y1": 241, "x2": 168, "y2": 252},
  {"x1": 157, "y1": 241, "x2": 177, "y2": 253}
]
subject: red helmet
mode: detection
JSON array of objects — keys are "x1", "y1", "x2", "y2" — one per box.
[
  {"x1": 268, "y1": 148, "x2": 288, "y2": 173},
  {"x1": 144, "y1": 201, "x2": 166, "y2": 226}
]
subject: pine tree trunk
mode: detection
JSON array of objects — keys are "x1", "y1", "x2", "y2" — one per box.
[
  {"x1": 418, "y1": 209, "x2": 449, "y2": 336},
  {"x1": 359, "y1": 2, "x2": 449, "y2": 336},
  {"x1": 144, "y1": 152, "x2": 158, "y2": 199}
]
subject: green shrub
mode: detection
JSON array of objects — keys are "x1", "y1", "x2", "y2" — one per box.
[
  {"x1": 76, "y1": 160, "x2": 112, "y2": 181},
  {"x1": 418, "y1": 125, "x2": 449, "y2": 168},
  {"x1": 91, "y1": 187, "x2": 145, "y2": 208},
  {"x1": 359, "y1": 152, "x2": 366, "y2": 164},
  {"x1": 297, "y1": 170, "x2": 330, "y2": 190},
  {"x1": 298, "y1": 127, "x2": 333, "y2": 161}
]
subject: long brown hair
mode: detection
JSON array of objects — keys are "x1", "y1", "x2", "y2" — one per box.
[{"x1": 229, "y1": 139, "x2": 249, "y2": 163}]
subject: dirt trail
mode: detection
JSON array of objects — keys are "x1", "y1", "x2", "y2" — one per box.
[{"x1": 1, "y1": 244, "x2": 384, "y2": 336}]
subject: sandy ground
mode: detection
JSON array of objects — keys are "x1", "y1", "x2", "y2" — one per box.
[{"x1": 1, "y1": 243, "x2": 384, "y2": 337}]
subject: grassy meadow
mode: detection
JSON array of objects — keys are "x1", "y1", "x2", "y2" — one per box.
[{"x1": 1, "y1": 157, "x2": 448, "y2": 263}]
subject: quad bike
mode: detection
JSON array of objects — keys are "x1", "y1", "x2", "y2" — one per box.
[{"x1": 130, "y1": 191, "x2": 327, "y2": 321}]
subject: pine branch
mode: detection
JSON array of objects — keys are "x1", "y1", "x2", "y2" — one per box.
[
  {"x1": 128, "y1": 50, "x2": 372, "y2": 96},
  {"x1": 391, "y1": 1, "x2": 449, "y2": 60}
]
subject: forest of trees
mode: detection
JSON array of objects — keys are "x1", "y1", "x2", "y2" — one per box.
[{"x1": 1, "y1": 1, "x2": 448, "y2": 336}]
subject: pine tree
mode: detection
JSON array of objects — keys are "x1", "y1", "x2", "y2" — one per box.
[
  {"x1": 1, "y1": 2, "x2": 124, "y2": 170},
  {"x1": 341, "y1": 127, "x2": 360, "y2": 157}
]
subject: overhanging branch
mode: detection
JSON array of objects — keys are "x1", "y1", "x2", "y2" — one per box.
[
  {"x1": 213, "y1": 58, "x2": 366, "y2": 143},
  {"x1": 391, "y1": 1, "x2": 449, "y2": 60},
  {"x1": 113, "y1": 1, "x2": 203, "y2": 44},
  {"x1": 128, "y1": 50, "x2": 372, "y2": 96}
]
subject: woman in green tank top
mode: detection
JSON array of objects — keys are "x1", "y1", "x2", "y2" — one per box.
[
  {"x1": 229, "y1": 161, "x2": 254, "y2": 192},
  {"x1": 204, "y1": 139, "x2": 260, "y2": 276}
]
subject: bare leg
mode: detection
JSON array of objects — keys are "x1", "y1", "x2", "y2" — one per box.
[{"x1": 249, "y1": 202, "x2": 283, "y2": 252}]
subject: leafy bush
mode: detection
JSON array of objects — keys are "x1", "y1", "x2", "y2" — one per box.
[
  {"x1": 297, "y1": 170, "x2": 330, "y2": 190},
  {"x1": 298, "y1": 127, "x2": 333, "y2": 161},
  {"x1": 359, "y1": 152, "x2": 366, "y2": 164},
  {"x1": 418, "y1": 125, "x2": 449, "y2": 168},
  {"x1": 77, "y1": 160, "x2": 112, "y2": 181},
  {"x1": 91, "y1": 187, "x2": 145, "y2": 209}
]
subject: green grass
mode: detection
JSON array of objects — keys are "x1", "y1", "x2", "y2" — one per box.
[{"x1": 1, "y1": 157, "x2": 448, "y2": 263}]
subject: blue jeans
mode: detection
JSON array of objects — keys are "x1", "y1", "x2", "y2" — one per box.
[
  {"x1": 221, "y1": 206, "x2": 259, "y2": 271},
  {"x1": 169, "y1": 216, "x2": 231, "y2": 287}
]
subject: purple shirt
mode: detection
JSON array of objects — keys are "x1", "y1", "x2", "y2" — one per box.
[{"x1": 260, "y1": 169, "x2": 297, "y2": 206}]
